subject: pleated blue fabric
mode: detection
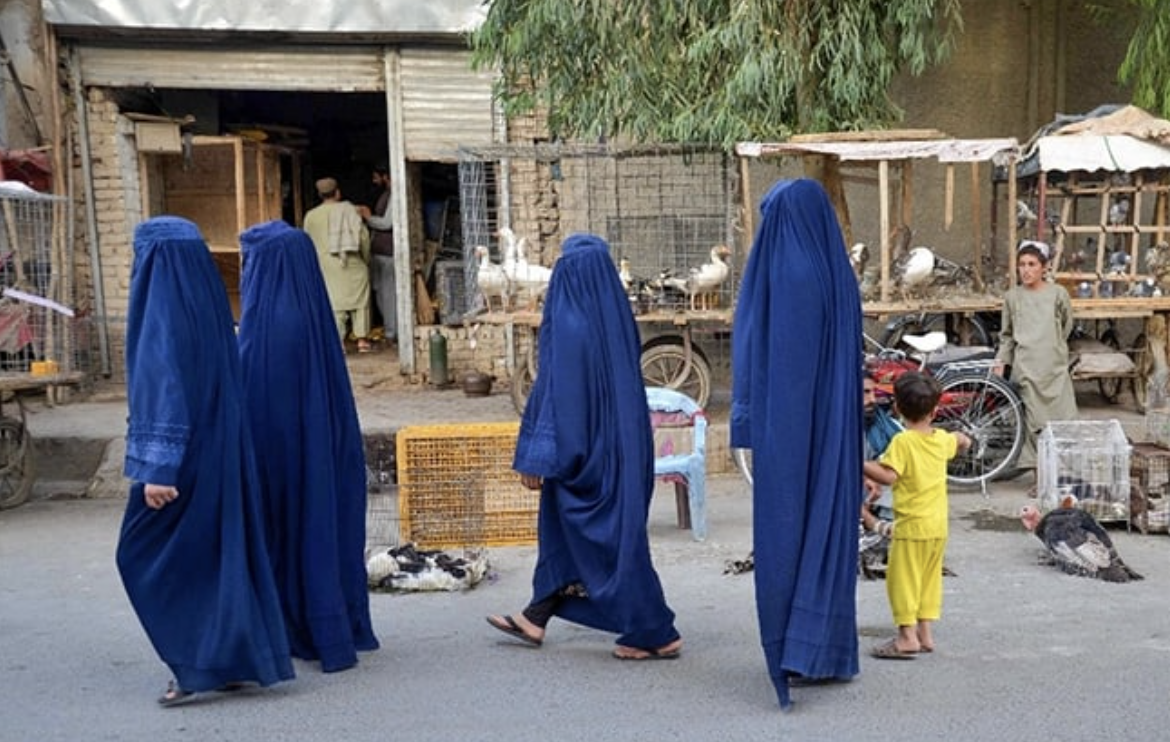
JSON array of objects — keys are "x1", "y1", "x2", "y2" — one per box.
[
  {"x1": 238, "y1": 220, "x2": 379, "y2": 672},
  {"x1": 513, "y1": 234, "x2": 679, "y2": 650},
  {"x1": 730, "y1": 180, "x2": 863, "y2": 708},
  {"x1": 117, "y1": 216, "x2": 294, "y2": 693}
]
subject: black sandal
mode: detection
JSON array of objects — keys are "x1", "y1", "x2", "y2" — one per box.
[{"x1": 157, "y1": 679, "x2": 195, "y2": 707}]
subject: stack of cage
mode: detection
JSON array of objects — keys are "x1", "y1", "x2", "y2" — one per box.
[
  {"x1": 1037, "y1": 420, "x2": 1131, "y2": 523},
  {"x1": 435, "y1": 260, "x2": 468, "y2": 326},
  {"x1": 457, "y1": 142, "x2": 741, "y2": 318},
  {"x1": 395, "y1": 422, "x2": 536, "y2": 549},
  {"x1": 0, "y1": 184, "x2": 76, "y2": 375},
  {"x1": 1130, "y1": 442, "x2": 1170, "y2": 533}
]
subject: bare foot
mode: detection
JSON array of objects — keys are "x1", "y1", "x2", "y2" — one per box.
[{"x1": 612, "y1": 638, "x2": 683, "y2": 660}]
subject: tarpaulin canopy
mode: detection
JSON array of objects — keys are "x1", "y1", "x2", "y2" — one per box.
[
  {"x1": 736, "y1": 137, "x2": 1019, "y2": 164},
  {"x1": 1017, "y1": 105, "x2": 1170, "y2": 177}
]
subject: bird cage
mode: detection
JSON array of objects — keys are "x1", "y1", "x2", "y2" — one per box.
[
  {"x1": 1037, "y1": 419, "x2": 1131, "y2": 523},
  {"x1": 0, "y1": 183, "x2": 78, "y2": 374},
  {"x1": 395, "y1": 421, "x2": 536, "y2": 549},
  {"x1": 1130, "y1": 442, "x2": 1170, "y2": 534},
  {"x1": 456, "y1": 142, "x2": 741, "y2": 316}
]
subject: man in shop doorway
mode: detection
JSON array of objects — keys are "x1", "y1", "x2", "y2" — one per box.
[
  {"x1": 358, "y1": 165, "x2": 396, "y2": 345},
  {"x1": 304, "y1": 177, "x2": 373, "y2": 353}
]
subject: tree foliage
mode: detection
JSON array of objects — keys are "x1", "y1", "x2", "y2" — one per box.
[
  {"x1": 469, "y1": 1, "x2": 963, "y2": 147},
  {"x1": 1116, "y1": 0, "x2": 1170, "y2": 116}
]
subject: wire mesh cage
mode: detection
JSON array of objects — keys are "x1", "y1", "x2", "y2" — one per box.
[
  {"x1": 0, "y1": 184, "x2": 79, "y2": 376},
  {"x1": 395, "y1": 422, "x2": 536, "y2": 549},
  {"x1": 1129, "y1": 442, "x2": 1170, "y2": 534},
  {"x1": 1037, "y1": 419, "x2": 1131, "y2": 522},
  {"x1": 457, "y1": 143, "x2": 742, "y2": 318}
]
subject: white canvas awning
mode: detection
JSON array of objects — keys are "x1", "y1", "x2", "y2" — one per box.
[
  {"x1": 736, "y1": 137, "x2": 1019, "y2": 164},
  {"x1": 1033, "y1": 135, "x2": 1170, "y2": 174}
]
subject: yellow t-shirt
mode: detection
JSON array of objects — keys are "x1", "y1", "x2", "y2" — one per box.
[{"x1": 880, "y1": 428, "x2": 959, "y2": 540}]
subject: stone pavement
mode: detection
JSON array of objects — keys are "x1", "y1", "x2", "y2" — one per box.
[{"x1": 15, "y1": 337, "x2": 1152, "y2": 510}]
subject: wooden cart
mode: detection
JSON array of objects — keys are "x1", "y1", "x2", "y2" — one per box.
[{"x1": 0, "y1": 371, "x2": 85, "y2": 510}]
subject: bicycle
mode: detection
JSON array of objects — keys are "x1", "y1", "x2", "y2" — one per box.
[{"x1": 733, "y1": 330, "x2": 1025, "y2": 491}]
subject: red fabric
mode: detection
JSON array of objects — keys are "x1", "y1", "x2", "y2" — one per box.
[{"x1": 0, "y1": 149, "x2": 53, "y2": 192}]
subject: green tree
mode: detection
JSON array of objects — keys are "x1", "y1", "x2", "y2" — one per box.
[
  {"x1": 1114, "y1": 0, "x2": 1170, "y2": 116},
  {"x1": 470, "y1": 0, "x2": 963, "y2": 148}
]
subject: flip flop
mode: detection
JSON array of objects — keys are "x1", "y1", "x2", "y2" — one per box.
[
  {"x1": 157, "y1": 680, "x2": 196, "y2": 707},
  {"x1": 612, "y1": 642, "x2": 682, "y2": 661},
  {"x1": 485, "y1": 614, "x2": 543, "y2": 647},
  {"x1": 869, "y1": 640, "x2": 917, "y2": 660}
]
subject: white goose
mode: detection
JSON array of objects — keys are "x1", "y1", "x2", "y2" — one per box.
[
  {"x1": 498, "y1": 227, "x2": 552, "y2": 310},
  {"x1": 474, "y1": 245, "x2": 511, "y2": 312},
  {"x1": 664, "y1": 244, "x2": 732, "y2": 311}
]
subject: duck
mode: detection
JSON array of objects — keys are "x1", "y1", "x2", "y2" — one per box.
[
  {"x1": 474, "y1": 245, "x2": 511, "y2": 312},
  {"x1": 662, "y1": 244, "x2": 732, "y2": 311}
]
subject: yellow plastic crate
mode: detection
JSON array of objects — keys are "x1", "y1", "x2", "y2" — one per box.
[{"x1": 395, "y1": 422, "x2": 537, "y2": 548}]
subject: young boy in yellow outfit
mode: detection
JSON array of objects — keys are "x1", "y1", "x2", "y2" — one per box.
[{"x1": 862, "y1": 371, "x2": 971, "y2": 659}]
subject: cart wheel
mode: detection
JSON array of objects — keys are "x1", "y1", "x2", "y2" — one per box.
[
  {"x1": 509, "y1": 345, "x2": 538, "y2": 416},
  {"x1": 0, "y1": 417, "x2": 34, "y2": 510},
  {"x1": 1132, "y1": 332, "x2": 1150, "y2": 413},
  {"x1": 1097, "y1": 328, "x2": 1123, "y2": 404},
  {"x1": 640, "y1": 341, "x2": 712, "y2": 409}
]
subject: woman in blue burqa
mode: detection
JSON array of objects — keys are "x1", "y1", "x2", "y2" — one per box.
[
  {"x1": 237, "y1": 220, "x2": 379, "y2": 672},
  {"x1": 486, "y1": 233, "x2": 682, "y2": 660},
  {"x1": 731, "y1": 179, "x2": 863, "y2": 708},
  {"x1": 116, "y1": 216, "x2": 294, "y2": 706}
]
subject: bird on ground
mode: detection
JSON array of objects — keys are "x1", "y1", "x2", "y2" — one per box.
[
  {"x1": 618, "y1": 258, "x2": 634, "y2": 293},
  {"x1": 1020, "y1": 501, "x2": 1142, "y2": 582},
  {"x1": 893, "y1": 246, "x2": 936, "y2": 301},
  {"x1": 661, "y1": 244, "x2": 733, "y2": 311},
  {"x1": 1017, "y1": 200, "x2": 1039, "y2": 230},
  {"x1": 849, "y1": 242, "x2": 869, "y2": 282},
  {"x1": 473, "y1": 245, "x2": 511, "y2": 312},
  {"x1": 497, "y1": 227, "x2": 552, "y2": 310}
]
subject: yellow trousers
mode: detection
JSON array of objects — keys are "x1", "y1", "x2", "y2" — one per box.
[{"x1": 885, "y1": 538, "x2": 946, "y2": 626}]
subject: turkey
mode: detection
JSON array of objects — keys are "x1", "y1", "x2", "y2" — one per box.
[{"x1": 1020, "y1": 503, "x2": 1143, "y2": 582}]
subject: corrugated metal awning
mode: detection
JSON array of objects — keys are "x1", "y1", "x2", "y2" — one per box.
[
  {"x1": 44, "y1": 0, "x2": 487, "y2": 35},
  {"x1": 401, "y1": 48, "x2": 495, "y2": 162},
  {"x1": 77, "y1": 45, "x2": 386, "y2": 91}
]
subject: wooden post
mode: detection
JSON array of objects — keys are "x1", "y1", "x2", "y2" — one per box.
[
  {"x1": 739, "y1": 154, "x2": 754, "y2": 255},
  {"x1": 944, "y1": 164, "x2": 955, "y2": 230},
  {"x1": 879, "y1": 159, "x2": 891, "y2": 303},
  {"x1": 970, "y1": 162, "x2": 984, "y2": 292}
]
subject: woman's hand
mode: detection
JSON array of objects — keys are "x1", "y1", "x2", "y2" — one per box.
[
  {"x1": 143, "y1": 483, "x2": 179, "y2": 510},
  {"x1": 519, "y1": 473, "x2": 543, "y2": 490}
]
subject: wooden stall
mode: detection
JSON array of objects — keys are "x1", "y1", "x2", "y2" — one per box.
[
  {"x1": 138, "y1": 130, "x2": 303, "y2": 317},
  {"x1": 736, "y1": 131, "x2": 1020, "y2": 321}
]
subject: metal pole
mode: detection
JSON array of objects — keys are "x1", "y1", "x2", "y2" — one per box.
[{"x1": 68, "y1": 47, "x2": 110, "y2": 376}]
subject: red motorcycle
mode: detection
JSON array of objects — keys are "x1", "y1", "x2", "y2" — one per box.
[{"x1": 734, "y1": 331, "x2": 1024, "y2": 490}]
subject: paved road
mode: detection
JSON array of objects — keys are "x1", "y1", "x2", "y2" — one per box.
[{"x1": 2, "y1": 470, "x2": 1167, "y2": 742}]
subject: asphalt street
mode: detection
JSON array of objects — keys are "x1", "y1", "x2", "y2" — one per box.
[{"x1": 2, "y1": 466, "x2": 1168, "y2": 742}]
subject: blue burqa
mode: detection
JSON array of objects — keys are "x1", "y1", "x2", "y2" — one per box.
[
  {"x1": 730, "y1": 179, "x2": 863, "y2": 708},
  {"x1": 238, "y1": 220, "x2": 379, "y2": 672},
  {"x1": 513, "y1": 234, "x2": 679, "y2": 650},
  {"x1": 116, "y1": 216, "x2": 294, "y2": 693}
]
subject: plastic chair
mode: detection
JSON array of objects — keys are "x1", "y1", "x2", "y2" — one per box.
[{"x1": 645, "y1": 386, "x2": 707, "y2": 541}]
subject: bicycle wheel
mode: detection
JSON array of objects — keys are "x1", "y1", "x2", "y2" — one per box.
[
  {"x1": 640, "y1": 340, "x2": 712, "y2": 409},
  {"x1": 934, "y1": 372, "x2": 1024, "y2": 488},
  {"x1": 882, "y1": 313, "x2": 992, "y2": 350},
  {"x1": 0, "y1": 417, "x2": 34, "y2": 510}
]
